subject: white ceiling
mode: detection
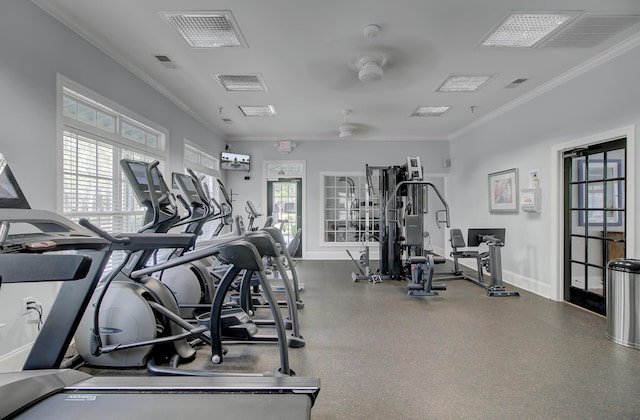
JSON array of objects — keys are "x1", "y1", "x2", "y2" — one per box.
[{"x1": 33, "y1": 0, "x2": 640, "y2": 142}]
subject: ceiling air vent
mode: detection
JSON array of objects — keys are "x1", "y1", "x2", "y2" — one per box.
[
  {"x1": 239, "y1": 105, "x2": 276, "y2": 117},
  {"x1": 480, "y1": 11, "x2": 580, "y2": 48},
  {"x1": 154, "y1": 54, "x2": 177, "y2": 69},
  {"x1": 504, "y1": 78, "x2": 528, "y2": 88},
  {"x1": 541, "y1": 14, "x2": 640, "y2": 48},
  {"x1": 436, "y1": 74, "x2": 495, "y2": 92},
  {"x1": 160, "y1": 11, "x2": 247, "y2": 48},
  {"x1": 411, "y1": 106, "x2": 452, "y2": 117},
  {"x1": 215, "y1": 74, "x2": 267, "y2": 91}
]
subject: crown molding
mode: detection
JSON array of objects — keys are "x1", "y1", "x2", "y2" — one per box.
[
  {"x1": 449, "y1": 31, "x2": 640, "y2": 141},
  {"x1": 31, "y1": 0, "x2": 228, "y2": 142}
]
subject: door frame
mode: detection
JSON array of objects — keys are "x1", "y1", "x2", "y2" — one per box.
[
  {"x1": 550, "y1": 125, "x2": 636, "y2": 302},
  {"x1": 266, "y1": 178, "x2": 303, "y2": 256},
  {"x1": 264, "y1": 160, "x2": 306, "y2": 257}
]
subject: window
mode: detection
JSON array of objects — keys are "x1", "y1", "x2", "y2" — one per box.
[
  {"x1": 184, "y1": 144, "x2": 219, "y2": 172},
  {"x1": 62, "y1": 130, "x2": 161, "y2": 233},
  {"x1": 323, "y1": 173, "x2": 378, "y2": 244},
  {"x1": 183, "y1": 142, "x2": 221, "y2": 241},
  {"x1": 59, "y1": 78, "x2": 168, "y2": 270}
]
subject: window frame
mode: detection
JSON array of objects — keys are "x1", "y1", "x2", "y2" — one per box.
[
  {"x1": 182, "y1": 140, "x2": 222, "y2": 240},
  {"x1": 321, "y1": 171, "x2": 379, "y2": 246},
  {"x1": 56, "y1": 74, "x2": 169, "y2": 220}
]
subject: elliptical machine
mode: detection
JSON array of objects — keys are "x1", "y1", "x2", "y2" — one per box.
[
  {"x1": 75, "y1": 160, "x2": 294, "y2": 374},
  {"x1": 75, "y1": 160, "x2": 204, "y2": 367},
  {"x1": 154, "y1": 169, "x2": 226, "y2": 318}
]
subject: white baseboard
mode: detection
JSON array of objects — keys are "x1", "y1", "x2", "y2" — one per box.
[
  {"x1": 456, "y1": 260, "x2": 552, "y2": 299},
  {"x1": 430, "y1": 246, "x2": 446, "y2": 257},
  {"x1": 304, "y1": 245, "x2": 446, "y2": 261}
]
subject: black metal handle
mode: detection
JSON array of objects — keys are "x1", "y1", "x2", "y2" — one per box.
[{"x1": 78, "y1": 218, "x2": 130, "y2": 244}]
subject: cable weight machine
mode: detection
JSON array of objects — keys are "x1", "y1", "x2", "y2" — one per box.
[{"x1": 351, "y1": 157, "x2": 450, "y2": 295}]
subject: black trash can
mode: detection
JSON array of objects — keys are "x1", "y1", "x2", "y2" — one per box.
[{"x1": 606, "y1": 259, "x2": 640, "y2": 349}]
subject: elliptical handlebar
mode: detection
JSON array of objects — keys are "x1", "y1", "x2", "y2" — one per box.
[
  {"x1": 175, "y1": 194, "x2": 193, "y2": 222},
  {"x1": 145, "y1": 160, "x2": 164, "y2": 229},
  {"x1": 79, "y1": 218, "x2": 130, "y2": 245}
]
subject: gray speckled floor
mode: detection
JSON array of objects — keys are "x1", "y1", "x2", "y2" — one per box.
[
  {"x1": 270, "y1": 260, "x2": 640, "y2": 419},
  {"x1": 82, "y1": 259, "x2": 640, "y2": 419}
]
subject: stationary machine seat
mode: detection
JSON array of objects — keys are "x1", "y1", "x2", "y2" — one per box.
[
  {"x1": 449, "y1": 228, "x2": 490, "y2": 258},
  {"x1": 445, "y1": 228, "x2": 519, "y2": 297},
  {"x1": 451, "y1": 249, "x2": 489, "y2": 259}
]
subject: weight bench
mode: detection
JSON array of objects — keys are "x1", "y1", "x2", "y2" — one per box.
[{"x1": 436, "y1": 228, "x2": 519, "y2": 297}]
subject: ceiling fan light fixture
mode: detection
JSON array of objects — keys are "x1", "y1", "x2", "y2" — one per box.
[
  {"x1": 339, "y1": 124, "x2": 355, "y2": 138},
  {"x1": 359, "y1": 61, "x2": 383, "y2": 82}
]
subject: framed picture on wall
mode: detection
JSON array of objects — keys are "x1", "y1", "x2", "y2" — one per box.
[{"x1": 488, "y1": 168, "x2": 519, "y2": 213}]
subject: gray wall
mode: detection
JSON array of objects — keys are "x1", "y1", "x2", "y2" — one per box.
[
  {"x1": 449, "y1": 41, "x2": 640, "y2": 299},
  {"x1": 225, "y1": 140, "x2": 450, "y2": 258},
  {"x1": 0, "y1": 0, "x2": 225, "y2": 368},
  {"x1": 3, "y1": 0, "x2": 640, "y2": 367}
]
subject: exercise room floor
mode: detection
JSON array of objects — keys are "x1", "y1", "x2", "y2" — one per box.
[
  {"x1": 250, "y1": 260, "x2": 640, "y2": 419},
  {"x1": 82, "y1": 259, "x2": 640, "y2": 418}
]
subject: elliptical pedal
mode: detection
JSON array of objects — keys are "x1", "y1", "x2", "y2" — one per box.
[{"x1": 196, "y1": 307, "x2": 259, "y2": 339}]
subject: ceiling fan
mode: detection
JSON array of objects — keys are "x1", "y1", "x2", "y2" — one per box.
[
  {"x1": 338, "y1": 109, "x2": 376, "y2": 139},
  {"x1": 352, "y1": 25, "x2": 390, "y2": 82},
  {"x1": 307, "y1": 24, "x2": 430, "y2": 92}
]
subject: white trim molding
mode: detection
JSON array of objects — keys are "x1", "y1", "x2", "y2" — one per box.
[{"x1": 550, "y1": 125, "x2": 636, "y2": 302}]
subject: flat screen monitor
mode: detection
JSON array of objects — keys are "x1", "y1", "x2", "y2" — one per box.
[
  {"x1": 467, "y1": 228, "x2": 506, "y2": 247},
  {"x1": 0, "y1": 153, "x2": 30, "y2": 209},
  {"x1": 220, "y1": 152, "x2": 250, "y2": 171}
]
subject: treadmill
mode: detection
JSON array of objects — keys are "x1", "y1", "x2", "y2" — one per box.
[{"x1": 0, "y1": 153, "x2": 319, "y2": 419}]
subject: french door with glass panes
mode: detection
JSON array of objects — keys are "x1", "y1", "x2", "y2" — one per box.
[
  {"x1": 564, "y1": 138, "x2": 626, "y2": 315},
  {"x1": 267, "y1": 178, "x2": 302, "y2": 257}
]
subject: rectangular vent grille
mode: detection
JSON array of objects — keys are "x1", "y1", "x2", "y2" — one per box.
[
  {"x1": 155, "y1": 55, "x2": 172, "y2": 62},
  {"x1": 542, "y1": 14, "x2": 640, "y2": 48},
  {"x1": 160, "y1": 11, "x2": 247, "y2": 48},
  {"x1": 216, "y1": 75, "x2": 267, "y2": 91},
  {"x1": 504, "y1": 78, "x2": 528, "y2": 88},
  {"x1": 239, "y1": 105, "x2": 276, "y2": 117},
  {"x1": 411, "y1": 106, "x2": 452, "y2": 117},
  {"x1": 436, "y1": 74, "x2": 495, "y2": 92},
  {"x1": 481, "y1": 12, "x2": 579, "y2": 48}
]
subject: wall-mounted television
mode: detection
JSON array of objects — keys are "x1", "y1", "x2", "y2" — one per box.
[{"x1": 220, "y1": 151, "x2": 250, "y2": 171}]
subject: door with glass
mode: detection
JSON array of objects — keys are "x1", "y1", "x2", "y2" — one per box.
[
  {"x1": 267, "y1": 178, "x2": 302, "y2": 257},
  {"x1": 564, "y1": 138, "x2": 626, "y2": 315}
]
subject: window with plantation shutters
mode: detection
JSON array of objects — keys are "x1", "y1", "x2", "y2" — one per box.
[
  {"x1": 183, "y1": 143, "x2": 221, "y2": 241},
  {"x1": 62, "y1": 130, "x2": 161, "y2": 233},
  {"x1": 59, "y1": 78, "x2": 168, "y2": 271}
]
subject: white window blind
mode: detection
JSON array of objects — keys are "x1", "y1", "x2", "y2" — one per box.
[
  {"x1": 60, "y1": 82, "x2": 167, "y2": 272},
  {"x1": 183, "y1": 143, "x2": 221, "y2": 241},
  {"x1": 62, "y1": 129, "x2": 161, "y2": 234}
]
